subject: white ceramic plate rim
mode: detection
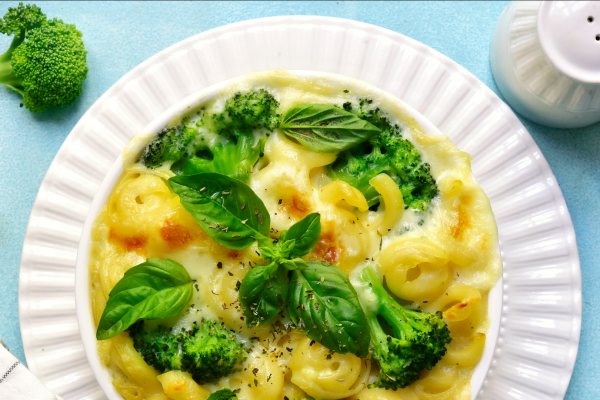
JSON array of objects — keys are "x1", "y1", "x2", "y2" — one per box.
[
  {"x1": 74, "y1": 70, "x2": 503, "y2": 400},
  {"x1": 18, "y1": 15, "x2": 581, "y2": 400}
]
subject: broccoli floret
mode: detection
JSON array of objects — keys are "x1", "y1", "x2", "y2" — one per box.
[
  {"x1": 212, "y1": 89, "x2": 280, "y2": 136},
  {"x1": 139, "y1": 125, "x2": 199, "y2": 169},
  {"x1": 129, "y1": 319, "x2": 246, "y2": 385},
  {"x1": 182, "y1": 319, "x2": 246, "y2": 384},
  {"x1": 140, "y1": 90, "x2": 278, "y2": 181},
  {"x1": 357, "y1": 265, "x2": 451, "y2": 389},
  {"x1": 0, "y1": 3, "x2": 88, "y2": 112},
  {"x1": 129, "y1": 321, "x2": 185, "y2": 372},
  {"x1": 328, "y1": 99, "x2": 438, "y2": 211}
]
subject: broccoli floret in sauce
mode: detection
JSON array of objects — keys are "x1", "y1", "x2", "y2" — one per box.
[
  {"x1": 328, "y1": 99, "x2": 438, "y2": 211},
  {"x1": 129, "y1": 319, "x2": 246, "y2": 385},
  {"x1": 139, "y1": 89, "x2": 279, "y2": 183}
]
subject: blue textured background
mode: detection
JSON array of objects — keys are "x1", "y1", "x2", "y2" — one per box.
[{"x1": 0, "y1": 1, "x2": 597, "y2": 398}]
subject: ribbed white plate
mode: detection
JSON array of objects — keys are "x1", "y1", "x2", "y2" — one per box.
[{"x1": 18, "y1": 16, "x2": 581, "y2": 400}]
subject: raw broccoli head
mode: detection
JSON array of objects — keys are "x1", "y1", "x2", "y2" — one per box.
[
  {"x1": 140, "y1": 90, "x2": 278, "y2": 182},
  {"x1": 212, "y1": 89, "x2": 280, "y2": 136},
  {"x1": 358, "y1": 266, "x2": 451, "y2": 390},
  {"x1": 328, "y1": 99, "x2": 438, "y2": 211},
  {"x1": 183, "y1": 319, "x2": 246, "y2": 384},
  {"x1": 129, "y1": 319, "x2": 246, "y2": 385},
  {"x1": 129, "y1": 321, "x2": 185, "y2": 372},
  {"x1": 0, "y1": 4, "x2": 88, "y2": 112}
]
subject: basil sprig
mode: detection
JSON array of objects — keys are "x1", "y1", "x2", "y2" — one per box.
[
  {"x1": 288, "y1": 261, "x2": 370, "y2": 357},
  {"x1": 240, "y1": 213, "x2": 321, "y2": 326},
  {"x1": 167, "y1": 172, "x2": 369, "y2": 355},
  {"x1": 96, "y1": 259, "x2": 193, "y2": 340},
  {"x1": 279, "y1": 104, "x2": 381, "y2": 153}
]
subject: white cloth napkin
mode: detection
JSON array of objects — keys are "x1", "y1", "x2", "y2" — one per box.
[{"x1": 0, "y1": 345, "x2": 60, "y2": 400}]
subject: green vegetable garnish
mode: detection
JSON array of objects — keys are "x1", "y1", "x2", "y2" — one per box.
[
  {"x1": 356, "y1": 265, "x2": 451, "y2": 389},
  {"x1": 129, "y1": 320, "x2": 246, "y2": 385},
  {"x1": 329, "y1": 99, "x2": 438, "y2": 211},
  {"x1": 168, "y1": 173, "x2": 271, "y2": 250},
  {"x1": 279, "y1": 212, "x2": 322, "y2": 258},
  {"x1": 279, "y1": 103, "x2": 381, "y2": 153},
  {"x1": 96, "y1": 259, "x2": 194, "y2": 340},
  {"x1": 167, "y1": 171, "x2": 370, "y2": 354},
  {"x1": 140, "y1": 89, "x2": 278, "y2": 182},
  {"x1": 0, "y1": 3, "x2": 88, "y2": 112},
  {"x1": 288, "y1": 261, "x2": 370, "y2": 357},
  {"x1": 239, "y1": 264, "x2": 289, "y2": 327}
]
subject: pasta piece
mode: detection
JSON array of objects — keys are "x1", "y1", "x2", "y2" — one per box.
[
  {"x1": 368, "y1": 173, "x2": 404, "y2": 235},
  {"x1": 111, "y1": 333, "x2": 166, "y2": 399},
  {"x1": 317, "y1": 182, "x2": 371, "y2": 273},
  {"x1": 113, "y1": 375, "x2": 149, "y2": 400},
  {"x1": 108, "y1": 171, "x2": 173, "y2": 242},
  {"x1": 289, "y1": 337, "x2": 370, "y2": 399},
  {"x1": 444, "y1": 333, "x2": 486, "y2": 368},
  {"x1": 447, "y1": 294, "x2": 488, "y2": 338},
  {"x1": 437, "y1": 177, "x2": 463, "y2": 198},
  {"x1": 227, "y1": 353, "x2": 285, "y2": 400},
  {"x1": 263, "y1": 131, "x2": 338, "y2": 170},
  {"x1": 309, "y1": 219, "x2": 369, "y2": 274},
  {"x1": 96, "y1": 339, "x2": 111, "y2": 367},
  {"x1": 282, "y1": 379, "x2": 309, "y2": 400},
  {"x1": 98, "y1": 249, "x2": 146, "y2": 299},
  {"x1": 415, "y1": 364, "x2": 466, "y2": 400},
  {"x1": 381, "y1": 238, "x2": 451, "y2": 301},
  {"x1": 275, "y1": 331, "x2": 308, "y2": 366},
  {"x1": 157, "y1": 371, "x2": 210, "y2": 400},
  {"x1": 427, "y1": 283, "x2": 481, "y2": 322},
  {"x1": 320, "y1": 180, "x2": 369, "y2": 212},
  {"x1": 91, "y1": 276, "x2": 107, "y2": 326},
  {"x1": 346, "y1": 387, "x2": 418, "y2": 400}
]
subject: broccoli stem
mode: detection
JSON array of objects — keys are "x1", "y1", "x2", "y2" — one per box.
[
  {"x1": 364, "y1": 267, "x2": 414, "y2": 340},
  {"x1": 0, "y1": 33, "x2": 25, "y2": 95},
  {"x1": 366, "y1": 303, "x2": 390, "y2": 358}
]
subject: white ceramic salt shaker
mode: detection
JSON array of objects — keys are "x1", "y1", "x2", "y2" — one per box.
[{"x1": 490, "y1": 1, "x2": 600, "y2": 128}]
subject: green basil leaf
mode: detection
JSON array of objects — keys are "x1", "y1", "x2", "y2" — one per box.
[
  {"x1": 280, "y1": 257, "x2": 310, "y2": 271},
  {"x1": 169, "y1": 173, "x2": 270, "y2": 250},
  {"x1": 207, "y1": 388, "x2": 238, "y2": 400},
  {"x1": 279, "y1": 104, "x2": 381, "y2": 153},
  {"x1": 96, "y1": 259, "x2": 193, "y2": 340},
  {"x1": 239, "y1": 263, "x2": 288, "y2": 327},
  {"x1": 283, "y1": 213, "x2": 321, "y2": 257},
  {"x1": 288, "y1": 261, "x2": 370, "y2": 357}
]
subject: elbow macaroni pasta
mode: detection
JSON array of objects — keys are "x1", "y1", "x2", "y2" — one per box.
[
  {"x1": 289, "y1": 337, "x2": 371, "y2": 399},
  {"x1": 367, "y1": 173, "x2": 404, "y2": 235},
  {"x1": 89, "y1": 71, "x2": 500, "y2": 400}
]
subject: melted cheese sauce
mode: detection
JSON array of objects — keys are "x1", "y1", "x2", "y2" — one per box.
[{"x1": 89, "y1": 70, "x2": 501, "y2": 400}]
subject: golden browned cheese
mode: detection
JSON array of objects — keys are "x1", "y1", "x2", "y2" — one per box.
[{"x1": 89, "y1": 70, "x2": 501, "y2": 400}]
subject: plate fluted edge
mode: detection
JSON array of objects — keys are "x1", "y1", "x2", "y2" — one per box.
[{"x1": 18, "y1": 16, "x2": 581, "y2": 400}]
